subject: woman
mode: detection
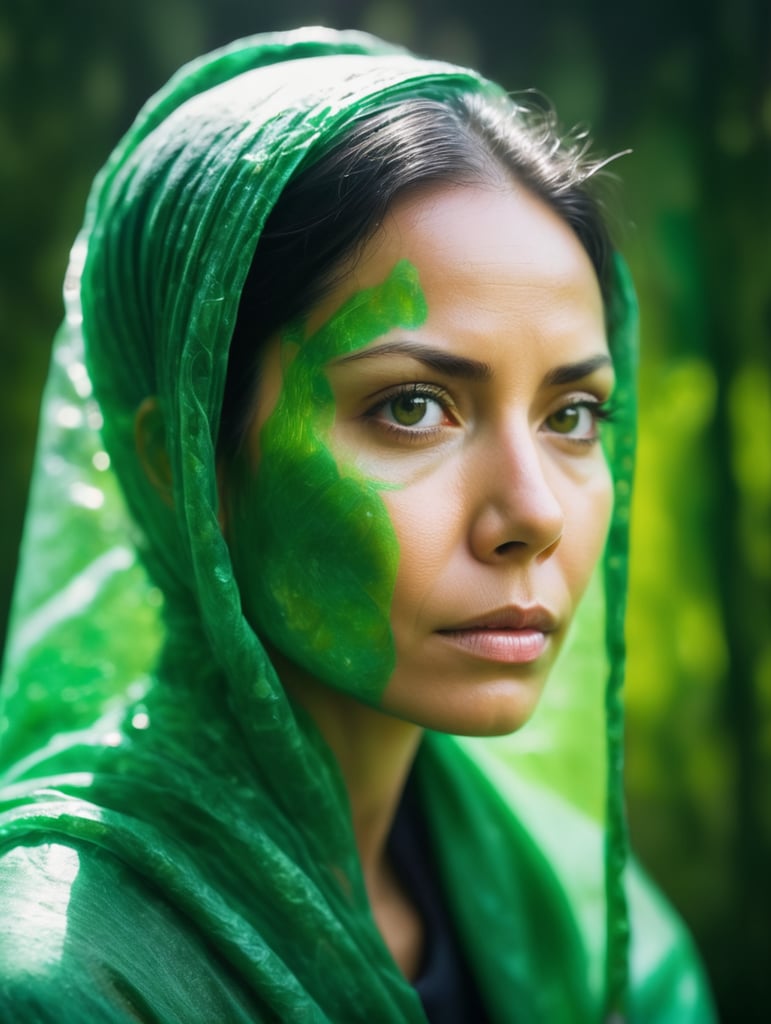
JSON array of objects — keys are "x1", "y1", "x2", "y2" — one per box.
[{"x1": 0, "y1": 27, "x2": 714, "y2": 1022}]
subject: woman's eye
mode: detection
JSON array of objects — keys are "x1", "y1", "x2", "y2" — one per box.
[
  {"x1": 371, "y1": 387, "x2": 451, "y2": 431},
  {"x1": 545, "y1": 402, "x2": 604, "y2": 440}
]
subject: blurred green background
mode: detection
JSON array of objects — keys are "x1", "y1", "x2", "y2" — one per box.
[{"x1": 1, "y1": 0, "x2": 769, "y2": 1018}]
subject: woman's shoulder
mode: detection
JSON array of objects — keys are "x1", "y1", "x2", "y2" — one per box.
[
  {"x1": 0, "y1": 837, "x2": 258, "y2": 1022},
  {"x1": 0, "y1": 839, "x2": 136, "y2": 1020},
  {"x1": 1, "y1": 840, "x2": 81, "y2": 973}
]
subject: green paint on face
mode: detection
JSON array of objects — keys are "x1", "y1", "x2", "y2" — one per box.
[{"x1": 227, "y1": 260, "x2": 428, "y2": 700}]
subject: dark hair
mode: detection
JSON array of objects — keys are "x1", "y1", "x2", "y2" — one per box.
[{"x1": 220, "y1": 92, "x2": 615, "y2": 457}]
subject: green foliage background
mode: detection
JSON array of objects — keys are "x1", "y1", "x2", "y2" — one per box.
[{"x1": 1, "y1": 0, "x2": 768, "y2": 1018}]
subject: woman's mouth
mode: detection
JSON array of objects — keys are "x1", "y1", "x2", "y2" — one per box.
[{"x1": 435, "y1": 606, "x2": 556, "y2": 664}]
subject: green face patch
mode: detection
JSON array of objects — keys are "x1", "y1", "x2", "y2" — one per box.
[{"x1": 226, "y1": 260, "x2": 427, "y2": 700}]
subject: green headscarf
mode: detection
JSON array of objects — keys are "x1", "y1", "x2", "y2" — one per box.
[{"x1": 0, "y1": 27, "x2": 714, "y2": 1023}]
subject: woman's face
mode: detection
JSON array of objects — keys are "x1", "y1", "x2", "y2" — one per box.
[{"x1": 228, "y1": 182, "x2": 614, "y2": 736}]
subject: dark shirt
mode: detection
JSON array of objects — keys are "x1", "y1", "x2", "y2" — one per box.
[{"x1": 388, "y1": 776, "x2": 490, "y2": 1024}]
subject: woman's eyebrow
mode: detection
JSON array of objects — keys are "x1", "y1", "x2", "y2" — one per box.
[
  {"x1": 542, "y1": 354, "x2": 613, "y2": 387},
  {"x1": 333, "y1": 340, "x2": 493, "y2": 381}
]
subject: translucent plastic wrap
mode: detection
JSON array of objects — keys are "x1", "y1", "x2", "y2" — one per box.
[{"x1": 0, "y1": 27, "x2": 716, "y2": 1023}]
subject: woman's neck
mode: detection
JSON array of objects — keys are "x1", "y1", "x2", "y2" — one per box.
[
  {"x1": 287, "y1": 672, "x2": 422, "y2": 876},
  {"x1": 275, "y1": 655, "x2": 425, "y2": 976}
]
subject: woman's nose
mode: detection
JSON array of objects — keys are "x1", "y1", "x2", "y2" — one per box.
[{"x1": 468, "y1": 423, "x2": 565, "y2": 563}]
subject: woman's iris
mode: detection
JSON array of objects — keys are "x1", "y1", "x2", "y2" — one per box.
[
  {"x1": 549, "y1": 406, "x2": 580, "y2": 433},
  {"x1": 547, "y1": 404, "x2": 594, "y2": 436},
  {"x1": 390, "y1": 393, "x2": 429, "y2": 426}
]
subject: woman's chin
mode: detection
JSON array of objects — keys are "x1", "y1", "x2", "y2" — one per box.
[{"x1": 379, "y1": 675, "x2": 547, "y2": 738}]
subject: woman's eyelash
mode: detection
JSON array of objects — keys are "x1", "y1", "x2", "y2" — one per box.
[
  {"x1": 587, "y1": 399, "x2": 616, "y2": 422},
  {"x1": 563, "y1": 397, "x2": 616, "y2": 420},
  {"x1": 367, "y1": 382, "x2": 449, "y2": 404}
]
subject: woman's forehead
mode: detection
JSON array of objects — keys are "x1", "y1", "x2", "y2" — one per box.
[{"x1": 302, "y1": 183, "x2": 606, "y2": 356}]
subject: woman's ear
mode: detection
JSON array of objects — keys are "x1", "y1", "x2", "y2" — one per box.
[{"x1": 134, "y1": 396, "x2": 174, "y2": 507}]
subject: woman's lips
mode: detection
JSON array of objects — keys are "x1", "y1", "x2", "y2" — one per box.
[
  {"x1": 436, "y1": 628, "x2": 548, "y2": 663},
  {"x1": 435, "y1": 606, "x2": 556, "y2": 664}
]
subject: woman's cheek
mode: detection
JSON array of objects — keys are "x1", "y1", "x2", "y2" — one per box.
[
  {"x1": 225, "y1": 261, "x2": 430, "y2": 701},
  {"x1": 225, "y1": 418, "x2": 401, "y2": 700}
]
